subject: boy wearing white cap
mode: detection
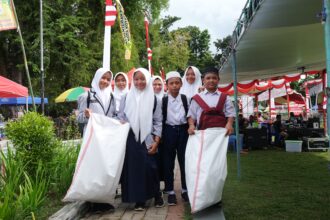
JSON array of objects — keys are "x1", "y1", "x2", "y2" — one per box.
[{"x1": 162, "y1": 71, "x2": 189, "y2": 205}]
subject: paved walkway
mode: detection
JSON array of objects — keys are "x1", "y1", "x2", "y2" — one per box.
[{"x1": 81, "y1": 161, "x2": 186, "y2": 220}]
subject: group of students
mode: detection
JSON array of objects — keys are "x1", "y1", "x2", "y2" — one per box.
[{"x1": 77, "y1": 65, "x2": 235, "y2": 212}]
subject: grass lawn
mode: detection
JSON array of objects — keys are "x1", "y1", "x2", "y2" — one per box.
[{"x1": 223, "y1": 149, "x2": 330, "y2": 220}]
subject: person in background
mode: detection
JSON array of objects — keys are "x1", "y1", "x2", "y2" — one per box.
[
  {"x1": 257, "y1": 112, "x2": 264, "y2": 123},
  {"x1": 113, "y1": 72, "x2": 129, "y2": 113},
  {"x1": 152, "y1": 76, "x2": 165, "y2": 100},
  {"x1": 180, "y1": 66, "x2": 202, "y2": 100},
  {"x1": 273, "y1": 114, "x2": 288, "y2": 147},
  {"x1": 151, "y1": 75, "x2": 166, "y2": 195}
]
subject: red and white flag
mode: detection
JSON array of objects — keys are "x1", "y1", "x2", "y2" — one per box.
[
  {"x1": 144, "y1": 15, "x2": 152, "y2": 73},
  {"x1": 105, "y1": 0, "x2": 117, "y2": 27}
]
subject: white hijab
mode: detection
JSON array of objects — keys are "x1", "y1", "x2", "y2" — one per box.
[
  {"x1": 91, "y1": 68, "x2": 113, "y2": 109},
  {"x1": 114, "y1": 72, "x2": 129, "y2": 111},
  {"x1": 152, "y1": 75, "x2": 165, "y2": 99},
  {"x1": 180, "y1": 66, "x2": 202, "y2": 99},
  {"x1": 124, "y1": 68, "x2": 154, "y2": 143}
]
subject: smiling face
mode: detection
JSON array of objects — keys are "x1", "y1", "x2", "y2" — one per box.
[
  {"x1": 133, "y1": 71, "x2": 147, "y2": 90},
  {"x1": 185, "y1": 67, "x2": 196, "y2": 84},
  {"x1": 153, "y1": 78, "x2": 163, "y2": 94},
  {"x1": 115, "y1": 74, "x2": 127, "y2": 90},
  {"x1": 98, "y1": 72, "x2": 112, "y2": 90},
  {"x1": 203, "y1": 72, "x2": 219, "y2": 92}
]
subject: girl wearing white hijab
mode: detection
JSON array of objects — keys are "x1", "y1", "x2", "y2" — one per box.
[
  {"x1": 114, "y1": 72, "x2": 129, "y2": 112},
  {"x1": 76, "y1": 67, "x2": 116, "y2": 212},
  {"x1": 152, "y1": 75, "x2": 165, "y2": 100},
  {"x1": 118, "y1": 68, "x2": 163, "y2": 211},
  {"x1": 180, "y1": 66, "x2": 202, "y2": 100}
]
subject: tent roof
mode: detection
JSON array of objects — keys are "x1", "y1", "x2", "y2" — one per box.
[
  {"x1": 219, "y1": 0, "x2": 325, "y2": 83},
  {"x1": 0, "y1": 76, "x2": 28, "y2": 97},
  {"x1": 0, "y1": 96, "x2": 48, "y2": 105}
]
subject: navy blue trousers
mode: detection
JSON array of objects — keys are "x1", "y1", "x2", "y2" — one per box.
[
  {"x1": 162, "y1": 124, "x2": 189, "y2": 192},
  {"x1": 121, "y1": 130, "x2": 159, "y2": 203}
]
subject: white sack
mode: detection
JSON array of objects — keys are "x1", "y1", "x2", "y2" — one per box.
[
  {"x1": 63, "y1": 113, "x2": 130, "y2": 203},
  {"x1": 185, "y1": 128, "x2": 228, "y2": 213}
]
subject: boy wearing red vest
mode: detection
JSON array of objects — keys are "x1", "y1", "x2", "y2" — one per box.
[{"x1": 187, "y1": 67, "x2": 235, "y2": 135}]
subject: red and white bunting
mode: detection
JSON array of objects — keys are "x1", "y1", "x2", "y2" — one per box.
[{"x1": 105, "y1": 5, "x2": 117, "y2": 27}]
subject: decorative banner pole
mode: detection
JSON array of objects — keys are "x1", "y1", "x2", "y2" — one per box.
[
  {"x1": 144, "y1": 14, "x2": 152, "y2": 74},
  {"x1": 103, "y1": 0, "x2": 117, "y2": 70},
  {"x1": 11, "y1": 0, "x2": 36, "y2": 110}
]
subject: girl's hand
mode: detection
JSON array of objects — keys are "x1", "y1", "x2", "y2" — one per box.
[{"x1": 84, "y1": 109, "x2": 92, "y2": 118}]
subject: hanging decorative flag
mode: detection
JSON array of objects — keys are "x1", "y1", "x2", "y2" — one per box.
[
  {"x1": 116, "y1": 0, "x2": 132, "y2": 60},
  {"x1": 0, "y1": 0, "x2": 17, "y2": 31},
  {"x1": 105, "y1": 0, "x2": 117, "y2": 27}
]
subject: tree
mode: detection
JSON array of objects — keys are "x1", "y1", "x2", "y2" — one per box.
[
  {"x1": 0, "y1": 0, "x2": 169, "y2": 116},
  {"x1": 153, "y1": 31, "x2": 190, "y2": 73},
  {"x1": 175, "y1": 26, "x2": 215, "y2": 70},
  {"x1": 213, "y1": 35, "x2": 232, "y2": 66}
]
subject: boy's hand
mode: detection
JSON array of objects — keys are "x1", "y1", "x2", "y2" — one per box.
[
  {"x1": 188, "y1": 124, "x2": 195, "y2": 135},
  {"x1": 148, "y1": 142, "x2": 158, "y2": 155},
  {"x1": 225, "y1": 124, "x2": 233, "y2": 136}
]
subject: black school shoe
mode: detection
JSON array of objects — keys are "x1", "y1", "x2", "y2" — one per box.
[
  {"x1": 134, "y1": 202, "x2": 146, "y2": 211},
  {"x1": 87, "y1": 202, "x2": 115, "y2": 213},
  {"x1": 181, "y1": 192, "x2": 189, "y2": 202},
  {"x1": 167, "y1": 194, "x2": 177, "y2": 206},
  {"x1": 154, "y1": 192, "x2": 165, "y2": 208}
]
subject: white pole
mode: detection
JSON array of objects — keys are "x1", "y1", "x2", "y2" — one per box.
[
  {"x1": 40, "y1": 0, "x2": 45, "y2": 114},
  {"x1": 103, "y1": 26, "x2": 111, "y2": 70}
]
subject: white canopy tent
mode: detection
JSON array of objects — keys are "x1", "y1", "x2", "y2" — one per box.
[{"x1": 219, "y1": 0, "x2": 325, "y2": 83}]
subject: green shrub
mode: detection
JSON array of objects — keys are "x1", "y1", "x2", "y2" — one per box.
[
  {"x1": 0, "y1": 149, "x2": 23, "y2": 220},
  {"x1": 5, "y1": 112, "x2": 56, "y2": 175},
  {"x1": 50, "y1": 142, "x2": 80, "y2": 195},
  {"x1": 18, "y1": 165, "x2": 49, "y2": 219},
  {"x1": 0, "y1": 150, "x2": 49, "y2": 220}
]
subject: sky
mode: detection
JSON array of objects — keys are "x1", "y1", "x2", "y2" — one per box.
[{"x1": 162, "y1": 0, "x2": 247, "y2": 54}]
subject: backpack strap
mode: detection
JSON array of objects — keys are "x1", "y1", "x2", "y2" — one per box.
[
  {"x1": 105, "y1": 93, "x2": 114, "y2": 115},
  {"x1": 215, "y1": 93, "x2": 227, "y2": 115},
  {"x1": 87, "y1": 91, "x2": 91, "y2": 108},
  {"x1": 192, "y1": 94, "x2": 211, "y2": 111},
  {"x1": 181, "y1": 94, "x2": 188, "y2": 116},
  {"x1": 153, "y1": 95, "x2": 157, "y2": 113},
  {"x1": 162, "y1": 95, "x2": 168, "y2": 123}
]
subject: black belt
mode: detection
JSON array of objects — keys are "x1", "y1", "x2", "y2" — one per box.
[{"x1": 165, "y1": 123, "x2": 188, "y2": 129}]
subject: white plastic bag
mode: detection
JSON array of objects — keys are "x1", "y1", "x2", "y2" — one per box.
[
  {"x1": 63, "y1": 113, "x2": 130, "y2": 203},
  {"x1": 185, "y1": 128, "x2": 228, "y2": 213}
]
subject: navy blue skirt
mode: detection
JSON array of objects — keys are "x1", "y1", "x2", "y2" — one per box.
[{"x1": 121, "y1": 130, "x2": 159, "y2": 203}]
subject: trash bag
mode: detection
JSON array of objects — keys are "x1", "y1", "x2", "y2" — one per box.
[
  {"x1": 185, "y1": 128, "x2": 228, "y2": 213},
  {"x1": 63, "y1": 113, "x2": 130, "y2": 203}
]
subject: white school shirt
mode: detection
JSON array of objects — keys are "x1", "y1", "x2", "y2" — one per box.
[
  {"x1": 166, "y1": 94, "x2": 188, "y2": 126},
  {"x1": 187, "y1": 90, "x2": 235, "y2": 127}
]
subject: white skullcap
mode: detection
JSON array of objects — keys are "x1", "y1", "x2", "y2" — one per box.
[{"x1": 166, "y1": 71, "x2": 181, "y2": 81}]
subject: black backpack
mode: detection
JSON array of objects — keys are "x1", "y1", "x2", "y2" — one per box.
[
  {"x1": 162, "y1": 94, "x2": 188, "y2": 124},
  {"x1": 87, "y1": 91, "x2": 114, "y2": 115}
]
